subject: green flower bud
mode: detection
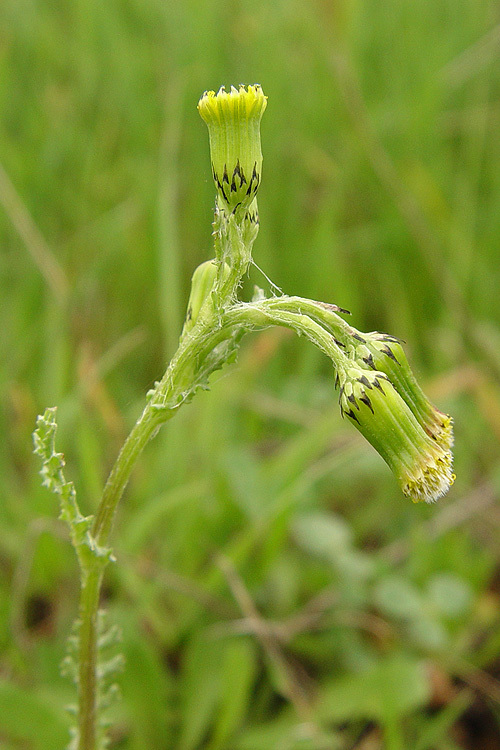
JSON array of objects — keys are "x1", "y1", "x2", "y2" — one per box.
[
  {"x1": 338, "y1": 364, "x2": 454, "y2": 503},
  {"x1": 198, "y1": 85, "x2": 267, "y2": 212},
  {"x1": 182, "y1": 259, "x2": 229, "y2": 334},
  {"x1": 351, "y1": 332, "x2": 453, "y2": 454}
]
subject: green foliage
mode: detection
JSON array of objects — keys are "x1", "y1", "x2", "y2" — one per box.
[
  {"x1": 0, "y1": 678, "x2": 70, "y2": 749},
  {"x1": 33, "y1": 408, "x2": 82, "y2": 528},
  {"x1": 317, "y1": 654, "x2": 430, "y2": 724},
  {"x1": 33, "y1": 408, "x2": 112, "y2": 570},
  {"x1": 2, "y1": 0, "x2": 500, "y2": 747}
]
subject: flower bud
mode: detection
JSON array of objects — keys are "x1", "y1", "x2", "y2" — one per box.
[
  {"x1": 338, "y1": 364, "x2": 454, "y2": 503},
  {"x1": 182, "y1": 259, "x2": 229, "y2": 334},
  {"x1": 352, "y1": 332, "x2": 453, "y2": 453},
  {"x1": 198, "y1": 85, "x2": 267, "y2": 212}
]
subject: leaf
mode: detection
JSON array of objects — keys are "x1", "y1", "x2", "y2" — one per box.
[
  {"x1": 408, "y1": 616, "x2": 448, "y2": 651},
  {"x1": 235, "y1": 709, "x2": 342, "y2": 750},
  {"x1": 414, "y1": 689, "x2": 473, "y2": 750},
  {"x1": 426, "y1": 574, "x2": 472, "y2": 619},
  {"x1": 32, "y1": 407, "x2": 79, "y2": 524},
  {"x1": 209, "y1": 638, "x2": 258, "y2": 749},
  {"x1": 222, "y1": 448, "x2": 270, "y2": 521},
  {"x1": 372, "y1": 575, "x2": 423, "y2": 619},
  {"x1": 118, "y1": 611, "x2": 173, "y2": 750},
  {"x1": 177, "y1": 631, "x2": 225, "y2": 750},
  {"x1": 293, "y1": 512, "x2": 353, "y2": 561},
  {"x1": 0, "y1": 679, "x2": 70, "y2": 749},
  {"x1": 317, "y1": 654, "x2": 430, "y2": 724},
  {"x1": 32, "y1": 407, "x2": 113, "y2": 569}
]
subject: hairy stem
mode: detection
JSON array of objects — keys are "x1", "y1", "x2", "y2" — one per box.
[
  {"x1": 92, "y1": 409, "x2": 165, "y2": 547},
  {"x1": 78, "y1": 568, "x2": 103, "y2": 750}
]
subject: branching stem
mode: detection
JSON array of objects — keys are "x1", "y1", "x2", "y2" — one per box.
[{"x1": 32, "y1": 84, "x2": 452, "y2": 750}]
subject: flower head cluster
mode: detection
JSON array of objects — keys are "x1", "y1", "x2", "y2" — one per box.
[{"x1": 196, "y1": 84, "x2": 454, "y2": 504}]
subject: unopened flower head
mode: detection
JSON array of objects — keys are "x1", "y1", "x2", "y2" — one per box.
[
  {"x1": 338, "y1": 364, "x2": 454, "y2": 503},
  {"x1": 350, "y1": 331, "x2": 454, "y2": 454},
  {"x1": 198, "y1": 85, "x2": 267, "y2": 212},
  {"x1": 182, "y1": 259, "x2": 230, "y2": 335}
]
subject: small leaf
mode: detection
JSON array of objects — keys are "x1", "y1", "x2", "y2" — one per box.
[
  {"x1": 409, "y1": 616, "x2": 448, "y2": 651},
  {"x1": 0, "y1": 679, "x2": 70, "y2": 749},
  {"x1": 373, "y1": 575, "x2": 423, "y2": 619},
  {"x1": 209, "y1": 638, "x2": 258, "y2": 749},
  {"x1": 178, "y1": 631, "x2": 225, "y2": 750},
  {"x1": 414, "y1": 689, "x2": 472, "y2": 750},
  {"x1": 317, "y1": 654, "x2": 430, "y2": 724},
  {"x1": 426, "y1": 574, "x2": 472, "y2": 619},
  {"x1": 119, "y1": 611, "x2": 173, "y2": 750},
  {"x1": 293, "y1": 512, "x2": 353, "y2": 560},
  {"x1": 33, "y1": 408, "x2": 113, "y2": 571},
  {"x1": 235, "y1": 709, "x2": 342, "y2": 750}
]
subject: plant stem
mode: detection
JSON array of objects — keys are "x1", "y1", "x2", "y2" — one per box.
[
  {"x1": 258, "y1": 295, "x2": 354, "y2": 345},
  {"x1": 227, "y1": 300, "x2": 349, "y2": 370},
  {"x1": 92, "y1": 408, "x2": 165, "y2": 547},
  {"x1": 77, "y1": 567, "x2": 103, "y2": 750}
]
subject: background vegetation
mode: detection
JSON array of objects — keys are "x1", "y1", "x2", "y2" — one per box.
[{"x1": 1, "y1": 0, "x2": 500, "y2": 748}]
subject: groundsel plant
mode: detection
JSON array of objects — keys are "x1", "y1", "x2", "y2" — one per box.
[{"x1": 33, "y1": 84, "x2": 454, "y2": 750}]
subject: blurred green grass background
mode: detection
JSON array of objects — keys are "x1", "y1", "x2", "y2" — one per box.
[{"x1": 1, "y1": 0, "x2": 500, "y2": 748}]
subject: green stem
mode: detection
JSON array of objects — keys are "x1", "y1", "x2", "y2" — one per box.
[
  {"x1": 227, "y1": 300, "x2": 349, "y2": 370},
  {"x1": 259, "y1": 295, "x2": 354, "y2": 345},
  {"x1": 92, "y1": 408, "x2": 165, "y2": 547},
  {"x1": 77, "y1": 568, "x2": 103, "y2": 750}
]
